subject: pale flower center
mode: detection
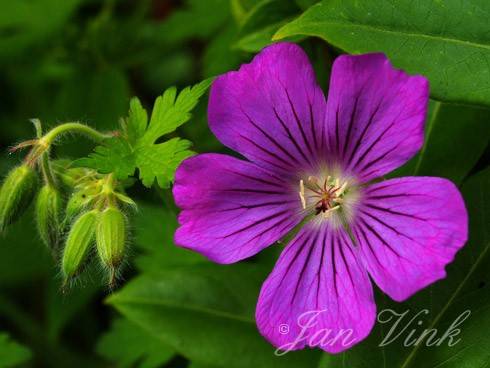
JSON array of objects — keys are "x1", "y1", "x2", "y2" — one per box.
[
  {"x1": 298, "y1": 173, "x2": 358, "y2": 228},
  {"x1": 299, "y1": 175, "x2": 349, "y2": 216}
]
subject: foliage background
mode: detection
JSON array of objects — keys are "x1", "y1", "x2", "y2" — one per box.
[{"x1": 0, "y1": 0, "x2": 489, "y2": 367}]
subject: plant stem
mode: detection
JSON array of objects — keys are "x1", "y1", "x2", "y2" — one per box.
[
  {"x1": 40, "y1": 152, "x2": 57, "y2": 188},
  {"x1": 42, "y1": 122, "x2": 111, "y2": 146}
]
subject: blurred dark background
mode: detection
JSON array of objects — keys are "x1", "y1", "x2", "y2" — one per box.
[
  {"x1": 0, "y1": 1, "x2": 243, "y2": 367},
  {"x1": 2, "y1": 1, "x2": 488, "y2": 367},
  {"x1": 0, "y1": 1, "x2": 323, "y2": 367}
]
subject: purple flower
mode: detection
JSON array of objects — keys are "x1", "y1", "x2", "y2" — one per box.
[{"x1": 172, "y1": 42, "x2": 468, "y2": 353}]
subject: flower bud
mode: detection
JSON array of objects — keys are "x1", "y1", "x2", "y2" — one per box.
[
  {"x1": 62, "y1": 210, "x2": 98, "y2": 281},
  {"x1": 96, "y1": 206, "x2": 126, "y2": 276},
  {"x1": 0, "y1": 164, "x2": 38, "y2": 232},
  {"x1": 64, "y1": 188, "x2": 93, "y2": 225},
  {"x1": 35, "y1": 185, "x2": 63, "y2": 251}
]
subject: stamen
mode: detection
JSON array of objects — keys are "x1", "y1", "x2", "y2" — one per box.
[
  {"x1": 338, "y1": 181, "x2": 348, "y2": 195},
  {"x1": 323, "y1": 205, "x2": 340, "y2": 218},
  {"x1": 299, "y1": 179, "x2": 306, "y2": 209},
  {"x1": 298, "y1": 174, "x2": 350, "y2": 220}
]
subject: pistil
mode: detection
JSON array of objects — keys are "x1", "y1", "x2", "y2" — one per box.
[{"x1": 299, "y1": 175, "x2": 349, "y2": 219}]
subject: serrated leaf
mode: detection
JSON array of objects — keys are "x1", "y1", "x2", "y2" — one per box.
[
  {"x1": 141, "y1": 78, "x2": 213, "y2": 145},
  {"x1": 0, "y1": 332, "x2": 31, "y2": 368},
  {"x1": 79, "y1": 79, "x2": 212, "y2": 188},
  {"x1": 75, "y1": 137, "x2": 136, "y2": 180},
  {"x1": 97, "y1": 318, "x2": 175, "y2": 368},
  {"x1": 126, "y1": 97, "x2": 148, "y2": 145},
  {"x1": 135, "y1": 138, "x2": 194, "y2": 188}
]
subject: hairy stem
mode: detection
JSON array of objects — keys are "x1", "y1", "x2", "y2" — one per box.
[
  {"x1": 40, "y1": 152, "x2": 57, "y2": 188},
  {"x1": 42, "y1": 122, "x2": 111, "y2": 145}
]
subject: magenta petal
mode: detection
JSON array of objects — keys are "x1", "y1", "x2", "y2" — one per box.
[
  {"x1": 356, "y1": 177, "x2": 468, "y2": 301},
  {"x1": 256, "y1": 223, "x2": 376, "y2": 354},
  {"x1": 173, "y1": 153, "x2": 301, "y2": 264},
  {"x1": 208, "y1": 42, "x2": 327, "y2": 174},
  {"x1": 325, "y1": 53, "x2": 429, "y2": 182}
]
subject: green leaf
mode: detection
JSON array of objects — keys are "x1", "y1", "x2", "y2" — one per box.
[
  {"x1": 53, "y1": 68, "x2": 131, "y2": 158},
  {"x1": 135, "y1": 138, "x2": 194, "y2": 188},
  {"x1": 141, "y1": 79, "x2": 213, "y2": 145},
  {"x1": 151, "y1": 0, "x2": 230, "y2": 45},
  {"x1": 97, "y1": 318, "x2": 175, "y2": 368},
  {"x1": 203, "y1": 22, "x2": 245, "y2": 78},
  {"x1": 76, "y1": 138, "x2": 136, "y2": 179},
  {"x1": 107, "y1": 264, "x2": 320, "y2": 368},
  {"x1": 133, "y1": 203, "x2": 205, "y2": 271},
  {"x1": 393, "y1": 100, "x2": 490, "y2": 185},
  {"x1": 234, "y1": 0, "x2": 301, "y2": 52},
  {"x1": 0, "y1": 0, "x2": 81, "y2": 60},
  {"x1": 188, "y1": 363, "x2": 222, "y2": 368},
  {"x1": 79, "y1": 79, "x2": 212, "y2": 188},
  {"x1": 0, "y1": 332, "x2": 31, "y2": 368},
  {"x1": 236, "y1": 22, "x2": 293, "y2": 53},
  {"x1": 45, "y1": 280, "x2": 100, "y2": 343},
  {"x1": 320, "y1": 166, "x2": 490, "y2": 368},
  {"x1": 275, "y1": 0, "x2": 490, "y2": 106},
  {"x1": 0, "y1": 205, "x2": 51, "y2": 287},
  {"x1": 126, "y1": 97, "x2": 148, "y2": 145}
]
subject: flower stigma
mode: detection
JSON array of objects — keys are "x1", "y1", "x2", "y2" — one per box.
[{"x1": 298, "y1": 173, "x2": 359, "y2": 229}]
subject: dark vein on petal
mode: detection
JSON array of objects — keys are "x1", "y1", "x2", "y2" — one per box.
[
  {"x1": 274, "y1": 230, "x2": 312, "y2": 301},
  {"x1": 345, "y1": 100, "x2": 383, "y2": 166},
  {"x1": 284, "y1": 86, "x2": 315, "y2": 159},
  {"x1": 219, "y1": 188, "x2": 284, "y2": 195},
  {"x1": 337, "y1": 232, "x2": 356, "y2": 291},
  {"x1": 215, "y1": 199, "x2": 297, "y2": 213},
  {"x1": 271, "y1": 107, "x2": 311, "y2": 165},
  {"x1": 220, "y1": 208, "x2": 291, "y2": 238},
  {"x1": 359, "y1": 145, "x2": 399, "y2": 175},
  {"x1": 331, "y1": 233, "x2": 338, "y2": 296},
  {"x1": 315, "y1": 228, "x2": 327, "y2": 310},
  {"x1": 244, "y1": 215, "x2": 295, "y2": 246},
  {"x1": 241, "y1": 109, "x2": 301, "y2": 166},
  {"x1": 365, "y1": 193, "x2": 430, "y2": 200},
  {"x1": 360, "y1": 210, "x2": 416, "y2": 242},
  {"x1": 358, "y1": 218, "x2": 403, "y2": 258},
  {"x1": 238, "y1": 134, "x2": 292, "y2": 171},
  {"x1": 356, "y1": 225, "x2": 386, "y2": 268},
  {"x1": 226, "y1": 169, "x2": 288, "y2": 188},
  {"x1": 291, "y1": 231, "x2": 318, "y2": 305},
  {"x1": 335, "y1": 105, "x2": 341, "y2": 157},
  {"x1": 342, "y1": 94, "x2": 360, "y2": 159},
  {"x1": 364, "y1": 203, "x2": 427, "y2": 222},
  {"x1": 308, "y1": 99, "x2": 320, "y2": 153},
  {"x1": 364, "y1": 181, "x2": 402, "y2": 194},
  {"x1": 353, "y1": 120, "x2": 395, "y2": 169}
]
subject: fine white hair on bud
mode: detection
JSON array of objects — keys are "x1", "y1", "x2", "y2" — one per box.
[
  {"x1": 96, "y1": 206, "x2": 127, "y2": 287},
  {"x1": 62, "y1": 210, "x2": 99, "y2": 283},
  {"x1": 36, "y1": 184, "x2": 63, "y2": 252},
  {"x1": 0, "y1": 164, "x2": 38, "y2": 232}
]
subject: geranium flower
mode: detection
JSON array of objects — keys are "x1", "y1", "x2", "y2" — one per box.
[{"x1": 172, "y1": 42, "x2": 468, "y2": 353}]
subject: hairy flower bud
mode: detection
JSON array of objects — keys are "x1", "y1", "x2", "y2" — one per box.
[
  {"x1": 96, "y1": 206, "x2": 126, "y2": 281},
  {"x1": 62, "y1": 210, "x2": 98, "y2": 281},
  {"x1": 0, "y1": 164, "x2": 38, "y2": 232},
  {"x1": 35, "y1": 185, "x2": 63, "y2": 251},
  {"x1": 64, "y1": 188, "x2": 94, "y2": 225}
]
